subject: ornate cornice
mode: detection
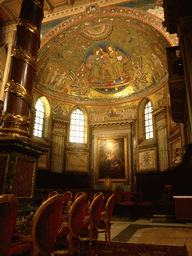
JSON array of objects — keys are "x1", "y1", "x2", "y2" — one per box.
[
  {"x1": 11, "y1": 46, "x2": 37, "y2": 71},
  {"x1": 5, "y1": 79, "x2": 32, "y2": 106},
  {"x1": 90, "y1": 119, "x2": 135, "y2": 127}
]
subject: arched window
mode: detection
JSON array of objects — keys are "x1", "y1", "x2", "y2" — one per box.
[
  {"x1": 145, "y1": 101, "x2": 153, "y2": 139},
  {"x1": 69, "y1": 108, "x2": 87, "y2": 143},
  {"x1": 33, "y1": 98, "x2": 45, "y2": 138}
]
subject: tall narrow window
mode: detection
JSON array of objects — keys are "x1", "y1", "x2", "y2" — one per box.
[
  {"x1": 33, "y1": 99, "x2": 44, "y2": 138},
  {"x1": 145, "y1": 101, "x2": 153, "y2": 139},
  {"x1": 70, "y1": 108, "x2": 85, "y2": 143}
]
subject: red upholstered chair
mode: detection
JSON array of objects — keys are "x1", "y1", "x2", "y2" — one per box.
[
  {"x1": 53, "y1": 193, "x2": 87, "y2": 255},
  {"x1": 75, "y1": 191, "x2": 86, "y2": 200},
  {"x1": 0, "y1": 194, "x2": 19, "y2": 256},
  {"x1": 48, "y1": 190, "x2": 59, "y2": 198},
  {"x1": 9, "y1": 194, "x2": 64, "y2": 256},
  {"x1": 97, "y1": 193, "x2": 116, "y2": 249},
  {"x1": 79, "y1": 193, "x2": 104, "y2": 255}
]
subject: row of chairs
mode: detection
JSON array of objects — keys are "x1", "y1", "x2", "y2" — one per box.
[{"x1": 0, "y1": 191, "x2": 115, "y2": 256}]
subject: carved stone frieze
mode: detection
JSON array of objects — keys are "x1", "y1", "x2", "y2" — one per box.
[
  {"x1": 11, "y1": 46, "x2": 37, "y2": 71},
  {"x1": 5, "y1": 79, "x2": 31, "y2": 106}
]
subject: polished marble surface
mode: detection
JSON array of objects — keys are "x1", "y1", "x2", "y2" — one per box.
[{"x1": 98, "y1": 217, "x2": 192, "y2": 255}]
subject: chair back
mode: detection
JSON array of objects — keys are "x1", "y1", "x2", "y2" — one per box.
[
  {"x1": 106, "y1": 193, "x2": 115, "y2": 221},
  {"x1": 75, "y1": 191, "x2": 85, "y2": 200},
  {"x1": 48, "y1": 191, "x2": 58, "y2": 198},
  {"x1": 63, "y1": 191, "x2": 72, "y2": 202},
  {"x1": 68, "y1": 194, "x2": 87, "y2": 237},
  {"x1": 31, "y1": 194, "x2": 63, "y2": 254},
  {"x1": 0, "y1": 194, "x2": 19, "y2": 256},
  {"x1": 89, "y1": 193, "x2": 104, "y2": 228}
]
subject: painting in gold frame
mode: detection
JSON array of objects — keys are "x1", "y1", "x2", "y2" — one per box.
[
  {"x1": 66, "y1": 151, "x2": 89, "y2": 172},
  {"x1": 96, "y1": 136, "x2": 128, "y2": 182},
  {"x1": 137, "y1": 147, "x2": 157, "y2": 172}
]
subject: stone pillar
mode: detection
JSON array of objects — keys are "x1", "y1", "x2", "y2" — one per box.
[
  {"x1": 154, "y1": 108, "x2": 169, "y2": 171},
  {"x1": 0, "y1": 0, "x2": 45, "y2": 198},
  {"x1": 0, "y1": 0, "x2": 44, "y2": 140},
  {"x1": 52, "y1": 119, "x2": 67, "y2": 173}
]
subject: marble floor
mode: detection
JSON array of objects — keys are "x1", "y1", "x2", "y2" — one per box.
[{"x1": 98, "y1": 217, "x2": 192, "y2": 255}]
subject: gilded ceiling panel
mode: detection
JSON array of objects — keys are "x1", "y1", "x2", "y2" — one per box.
[{"x1": 35, "y1": 6, "x2": 171, "y2": 104}]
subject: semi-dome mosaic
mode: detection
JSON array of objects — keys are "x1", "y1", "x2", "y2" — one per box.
[{"x1": 35, "y1": 6, "x2": 175, "y2": 104}]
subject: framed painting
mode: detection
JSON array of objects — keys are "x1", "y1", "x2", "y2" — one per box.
[
  {"x1": 96, "y1": 136, "x2": 128, "y2": 182},
  {"x1": 66, "y1": 151, "x2": 89, "y2": 172},
  {"x1": 137, "y1": 147, "x2": 157, "y2": 172}
]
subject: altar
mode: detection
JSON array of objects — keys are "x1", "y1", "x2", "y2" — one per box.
[{"x1": 173, "y1": 196, "x2": 192, "y2": 220}]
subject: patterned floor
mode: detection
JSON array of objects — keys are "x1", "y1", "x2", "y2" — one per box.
[{"x1": 98, "y1": 217, "x2": 192, "y2": 255}]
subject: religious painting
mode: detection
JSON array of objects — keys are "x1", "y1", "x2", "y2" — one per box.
[
  {"x1": 137, "y1": 148, "x2": 157, "y2": 172},
  {"x1": 66, "y1": 151, "x2": 89, "y2": 172},
  {"x1": 96, "y1": 136, "x2": 128, "y2": 182},
  {"x1": 169, "y1": 138, "x2": 182, "y2": 167}
]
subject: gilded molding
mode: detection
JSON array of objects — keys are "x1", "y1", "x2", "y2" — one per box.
[
  {"x1": 11, "y1": 46, "x2": 37, "y2": 71},
  {"x1": 5, "y1": 80, "x2": 32, "y2": 106},
  {"x1": 0, "y1": 112, "x2": 30, "y2": 126},
  {"x1": 18, "y1": 18, "x2": 40, "y2": 39}
]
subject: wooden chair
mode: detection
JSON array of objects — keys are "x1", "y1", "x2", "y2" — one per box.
[
  {"x1": 53, "y1": 193, "x2": 87, "y2": 255},
  {"x1": 0, "y1": 194, "x2": 19, "y2": 256},
  {"x1": 9, "y1": 194, "x2": 64, "y2": 256},
  {"x1": 79, "y1": 193, "x2": 104, "y2": 255},
  {"x1": 97, "y1": 193, "x2": 116, "y2": 249}
]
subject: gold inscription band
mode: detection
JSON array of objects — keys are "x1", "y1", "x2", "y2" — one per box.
[
  {"x1": 11, "y1": 46, "x2": 37, "y2": 71},
  {"x1": 5, "y1": 80, "x2": 32, "y2": 107}
]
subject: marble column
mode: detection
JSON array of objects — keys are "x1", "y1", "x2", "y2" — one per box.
[
  {"x1": 0, "y1": 0, "x2": 44, "y2": 140},
  {"x1": 154, "y1": 108, "x2": 169, "y2": 171},
  {"x1": 0, "y1": 0, "x2": 45, "y2": 198}
]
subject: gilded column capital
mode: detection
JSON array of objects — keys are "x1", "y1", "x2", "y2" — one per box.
[
  {"x1": 153, "y1": 107, "x2": 167, "y2": 122},
  {"x1": 11, "y1": 46, "x2": 37, "y2": 71},
  {"x1": 5, "y1": 79, "x2": 32, "y2": 107}
]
